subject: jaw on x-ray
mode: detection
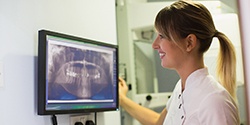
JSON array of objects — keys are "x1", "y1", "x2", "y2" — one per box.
[{"x1": 47, "y1": 44, "x2": 113, "y2": 100}]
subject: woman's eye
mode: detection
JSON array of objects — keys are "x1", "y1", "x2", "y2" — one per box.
[{"x1": 159, "y1": 34, "x2": 164, "y2": 39}]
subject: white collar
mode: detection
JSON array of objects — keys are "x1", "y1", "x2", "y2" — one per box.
[{"x1": 184, "y1": 67, "x2": 209, "y2": 91}]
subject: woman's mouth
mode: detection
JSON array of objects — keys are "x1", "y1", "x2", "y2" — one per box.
[{"x1": 159, "y1": 53, "x2": 166, "y2": 59}]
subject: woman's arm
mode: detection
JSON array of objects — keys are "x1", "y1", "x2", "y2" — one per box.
[{"x1": 119, "y1": 78, "x2": 167, "y2": 125}]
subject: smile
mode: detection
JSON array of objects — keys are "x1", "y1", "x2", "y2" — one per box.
[{"x1": 159, "y1": 53, "x2": 166, "y2": 59}]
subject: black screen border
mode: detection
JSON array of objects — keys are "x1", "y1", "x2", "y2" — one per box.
[{"x1": 37, "y1": 29, "x2": 119, "y2": 115}]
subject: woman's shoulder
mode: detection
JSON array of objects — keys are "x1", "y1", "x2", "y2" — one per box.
[
  {"x1": 200, "y1": 88, "x2": 235, "y2": 107},
  {"x1": 197, "y1": 89, "x2": 239, "y2": 124}
]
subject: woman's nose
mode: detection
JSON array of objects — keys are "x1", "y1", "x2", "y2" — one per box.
[{"x1": 152, "y1": 38, "x2": 159, "y2": 49}]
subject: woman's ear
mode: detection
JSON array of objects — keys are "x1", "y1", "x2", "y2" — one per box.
[{"x1": 185, "y1": 34, "x2": 197, "y2": 52}]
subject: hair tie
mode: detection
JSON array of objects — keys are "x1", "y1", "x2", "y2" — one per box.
[{"x1": 213, "y1": 30, "x2": 219, "y2": 37}]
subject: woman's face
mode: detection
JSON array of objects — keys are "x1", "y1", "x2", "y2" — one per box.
[{"x1": 152, "y1": 32, "x2": 185, "y2": 69}]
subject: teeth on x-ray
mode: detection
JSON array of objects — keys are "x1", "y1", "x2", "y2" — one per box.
[
  {"x1": 94, "y1": 73, "x2": 100, "y2": 79},
  {"x1": 65, "y1": 61, "x2": 102, "y2": 79},
  {"x1": 66, "y1": 69, "x2": 78, "y2": 77}
]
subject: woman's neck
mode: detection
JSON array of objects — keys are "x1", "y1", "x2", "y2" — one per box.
[{"x1": 177, "y1": 60, "x2": 205, "y2": 92}]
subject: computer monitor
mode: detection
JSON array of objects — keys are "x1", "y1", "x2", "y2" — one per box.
[{"x1": 37, "y1": 30, "x2": 119, "y2": 115}]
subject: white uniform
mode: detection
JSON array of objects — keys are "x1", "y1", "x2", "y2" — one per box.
[{"x1": 163, "y1": 68, "x2": 240, "y2": 125}]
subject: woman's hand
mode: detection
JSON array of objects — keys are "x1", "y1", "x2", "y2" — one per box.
[{"x1": 119, "y1": 77, "x2": 128, "y2": 106}]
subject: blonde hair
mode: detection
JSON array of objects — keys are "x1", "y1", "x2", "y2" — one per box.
[
  {"x1": 154, "y1": 0, "x2": 237, "y2": 99},
  {"x1": 215, "y1": 31, "x2": 236, "y2": 99}
]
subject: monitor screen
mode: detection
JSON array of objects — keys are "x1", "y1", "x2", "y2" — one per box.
[{"x1": 37, "y1": 30, "x2": 119, "y2": 115}]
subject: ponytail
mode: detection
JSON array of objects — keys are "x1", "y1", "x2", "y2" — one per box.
[{"x1": 215, "y1": 31, "x2": 237, "y2": 99}]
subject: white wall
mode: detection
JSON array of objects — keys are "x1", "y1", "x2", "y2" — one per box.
[{"x1": 0, "y1": 0, "x2": 120, "y2": 125}]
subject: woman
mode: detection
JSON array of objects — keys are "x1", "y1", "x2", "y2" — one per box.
[{"x1": 119, "y1": 0, "x2": 240, "y2": 125}]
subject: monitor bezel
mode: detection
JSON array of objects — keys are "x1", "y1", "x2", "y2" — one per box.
[{"x1": 37, "y1": 29, "x2": 119, "y2": 115}]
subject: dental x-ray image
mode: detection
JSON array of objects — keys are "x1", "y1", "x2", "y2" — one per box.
[
  {"x1": 47, "y1": 43, "x2": 114, "y2": 101},
  {"x1": 38, "y1": 30, "x2": 119, "y2": 115}
]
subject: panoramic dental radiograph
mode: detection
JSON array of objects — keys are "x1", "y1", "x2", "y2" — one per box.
[{"x1": 47, "y1": 44, "x2": 113, "y2": 100}]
